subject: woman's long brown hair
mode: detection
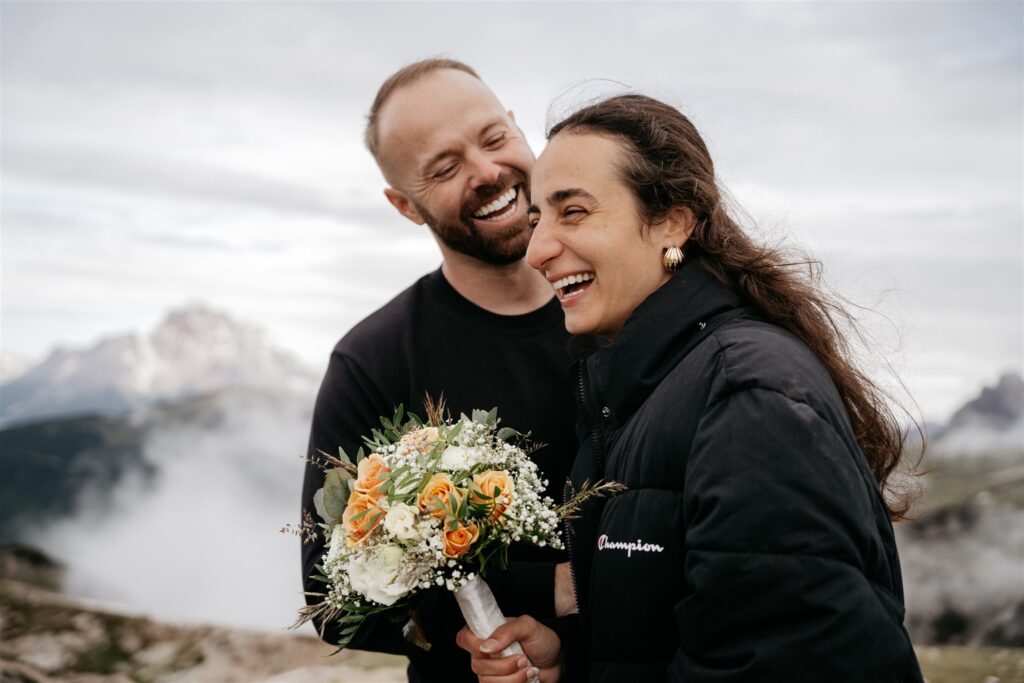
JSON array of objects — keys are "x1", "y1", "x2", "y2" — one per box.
[{"x1": 550, "y1": 94, "x2": 919, "y2": 520}]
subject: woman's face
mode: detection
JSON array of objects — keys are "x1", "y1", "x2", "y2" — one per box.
[{"x1": 526, "y1": 132, "x2": 680, "y2": 338}]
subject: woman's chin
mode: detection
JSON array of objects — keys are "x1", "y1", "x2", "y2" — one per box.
[
  {"x1": 565, "y1": 313, "x2": 611, "y2": 338},
  {"x1": 564, "y1": 315, "x2": 595, "y2": 337}
]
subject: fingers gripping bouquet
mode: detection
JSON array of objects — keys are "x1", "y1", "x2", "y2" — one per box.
[{"x1": 296, "y1": 399, "x2": 615, "y2": 663}]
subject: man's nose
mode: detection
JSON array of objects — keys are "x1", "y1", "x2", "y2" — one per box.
[{"x1": 466, "y1": 150, "x2": 503, "y2": 189}]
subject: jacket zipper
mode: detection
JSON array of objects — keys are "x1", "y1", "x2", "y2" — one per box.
[
  {"x1": 577, "y1": 362, "x2": 605, "y2": 471},
  {"x1": 562, "y1": 478, "x2": 582, "y2": 616},
  {"x1": 564, "y1": 361, "x2": 607, "y2": 619}
]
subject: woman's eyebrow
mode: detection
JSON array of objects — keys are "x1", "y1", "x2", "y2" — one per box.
[
  {"x1": 547, "y1": 188, "x2": 596, "y2": 204},
  {"x1": 529, "y1": 188, "x2": 597, "y2": 215}
]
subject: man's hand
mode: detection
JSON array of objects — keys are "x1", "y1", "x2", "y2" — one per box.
[
  {"x1": 456, "y1": 614, "x2": 562, "y2": 683},
  {"x1": 554, "y1": 562, "x2": 578, "y2": 617}
]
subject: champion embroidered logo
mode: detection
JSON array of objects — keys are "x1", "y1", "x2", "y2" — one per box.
[{"x1": 597, "y1": 534, "x2": 665, "y2": 558}]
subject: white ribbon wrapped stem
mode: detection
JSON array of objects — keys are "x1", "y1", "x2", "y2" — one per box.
[{"x1": 454, "y1": 575, "x2": 540, "y2": 683}]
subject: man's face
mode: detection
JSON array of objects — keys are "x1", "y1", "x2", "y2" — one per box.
[{"x1": 377, "y1": 70, "x2": 534, "y2": 265}]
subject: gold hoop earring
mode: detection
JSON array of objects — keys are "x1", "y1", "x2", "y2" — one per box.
[{"x1": 662, "y1": 246, "x2": 684, "y2": 272}]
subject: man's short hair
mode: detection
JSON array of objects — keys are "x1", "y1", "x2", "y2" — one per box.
[{"x1": 364, "y1": 58, "x2": 480, "y2": 168}]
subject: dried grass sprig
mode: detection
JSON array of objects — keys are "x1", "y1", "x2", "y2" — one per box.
[
  {"x1": 423, "y1": 393, "x2": 449, "y2": 427},
  {"x1": 555, "y1": 479, "x2": 628, "y2": 520},
  {"x1": 312, "y1": 449, "x2": 358, "y2": 476}
]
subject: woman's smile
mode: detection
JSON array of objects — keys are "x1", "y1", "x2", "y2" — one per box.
[{"x1": 548, "y1": 271, "x2": 595, "y2": 303}]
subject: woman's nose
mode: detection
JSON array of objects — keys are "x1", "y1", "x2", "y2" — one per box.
[{"x1": 526, "y1": 221, "x2": 561, "y2": 272}]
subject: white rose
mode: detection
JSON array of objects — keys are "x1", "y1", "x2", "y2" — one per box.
[
  {"x1": 384, "y1": 503, "x2": 421, "y2": 541},
  {"x1": 440, "y1": 446, "x2": 469, "y2": 470},
  {"x1": 326, "y1": 525, "x2": 345, "y2": 564},
  {"x1": 441, "y1": 445, "x2": 484, "y2": 470},
  {"x1": 346, "y1": 544, "x2": 417, "y2": 606}
]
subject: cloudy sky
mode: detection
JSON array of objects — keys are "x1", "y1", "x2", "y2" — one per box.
[{"x1": 2, "y1": 1, "x2": 1021, "y2": 421}]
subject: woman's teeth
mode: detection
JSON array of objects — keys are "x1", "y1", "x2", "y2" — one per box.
[
  {"x1": 553, "y1": 272, "x2": 595, "y2": 299},
  {"x1": 553, "y1": 272, "x2": 594, "y2": 290},
  {"x1": 473, "y1": 187, "x2": 518, "y2": 219}
]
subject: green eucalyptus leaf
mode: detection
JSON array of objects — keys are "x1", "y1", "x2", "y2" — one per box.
[
  {"x1": 312, "y1": 487, "x2": 338, "y2": 524},
  {"x1": 323, "y1": 468, "x2": 354, "y2": 519},
  {"x1": 447, "y1": 421, "x2": 464, "y2": 442},
  {"x1": 496, "y1": 427, "x2": 520, "y2": 441}
]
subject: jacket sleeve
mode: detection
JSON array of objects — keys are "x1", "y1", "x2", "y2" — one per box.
[
  {"x1": 485, "y1": 560, "x2": 556, "y2": 619},
  {"x1": 668, "y1": 387, "x2": 919, "y2": 682},
  {"x1": 300, "y1": 351, "x2": 414, "y2": 654}
]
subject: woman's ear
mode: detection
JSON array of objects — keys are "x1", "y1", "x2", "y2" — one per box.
[{"x1": 656, "y1": 206, "x2": 697, "y2": 248}]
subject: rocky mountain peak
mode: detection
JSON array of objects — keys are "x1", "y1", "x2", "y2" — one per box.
[
  {"x1": 0, "y1": 303, "x2": 316, "y2": 427},
  {"x1": 947, "y1": 372, "x2": 1024, "y2": 431},
  {"x1": 932, "y1": 371, "x2": 1024, "y2": 455}
]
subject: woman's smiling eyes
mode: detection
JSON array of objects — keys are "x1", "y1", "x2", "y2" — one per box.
[{"x1": 528, "y1": 206, "x2": 587, "y2": 229}]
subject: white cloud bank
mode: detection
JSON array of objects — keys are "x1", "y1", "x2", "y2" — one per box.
[{"x1": 33, "y1": 390, "x2": 315, "y2": 631}]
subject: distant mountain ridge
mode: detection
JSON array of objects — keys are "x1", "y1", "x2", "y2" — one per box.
[
  {"x1": 0, "y1": 304, "x2": 317, "y2": 428},
  {"x1": 946, "y1": 373, "x2": 1023, "y2": 431},
  {"x1": 931, "y1": 372, "x2": 1024, "y2": 455}
]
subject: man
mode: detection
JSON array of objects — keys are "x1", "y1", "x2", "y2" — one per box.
[{"x1": 300, "y1": 59, "x2": 581, "y2": 683}]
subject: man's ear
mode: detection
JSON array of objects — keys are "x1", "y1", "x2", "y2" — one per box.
[{"x1": 384, "y1": 188, "x2": 425, "y2": 225}]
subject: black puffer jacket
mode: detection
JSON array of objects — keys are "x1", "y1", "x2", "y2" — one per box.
[{"x1": 565, "y1": 262, "x2": 923, "y2": 682}]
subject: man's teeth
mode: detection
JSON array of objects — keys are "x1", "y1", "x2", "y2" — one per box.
[
  {"x1": 473, "y1": 187, "x2": 517, "y2": 218},
  {"x1": 553, "y1": 272, "x2": 595, "y2": 290}
]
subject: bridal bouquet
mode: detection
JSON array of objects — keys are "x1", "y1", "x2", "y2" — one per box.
[{"x1": 296, "y1": 401, "x2": 616, "y2": 655}]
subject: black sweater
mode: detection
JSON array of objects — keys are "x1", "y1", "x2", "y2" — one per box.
[
  {"x1": 300, "y1": 269, "x2": 580, "y2": 682},
  {"x1": 566, "y1": 262, "x2": 923, "y2": 682}
]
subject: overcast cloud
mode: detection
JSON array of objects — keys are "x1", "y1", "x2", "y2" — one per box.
[{"x1": 2, "y1": 1, "x2": 1021, "y2": 420}]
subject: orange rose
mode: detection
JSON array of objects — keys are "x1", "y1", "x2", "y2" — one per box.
[
  {"x1": 442, "y1": 523, "x2": 480, "y2": 558},
  {"x1": 471, "y1": 470, "x2": 514, "y2": 519},
  {"x1": 342, "y1": 492, "x2": 385, "y2": 544},
  {"x1": 354, "y1": 454, "x2": 390, "y2": 499},
  {"x1": 417, "y1": 473, "x2": 463, "y2": 519}
]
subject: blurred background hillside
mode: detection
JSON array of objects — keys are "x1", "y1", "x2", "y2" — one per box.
[
  {"x1": 2, "y1": 1, "x2": 1021, "y2": 681},
  {"x1": 1, "y1": 306, "x2": 1021, "y2": 681}
]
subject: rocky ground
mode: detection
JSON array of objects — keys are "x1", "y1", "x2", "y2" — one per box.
[
  {"x1": 0, "y1": 579, "x2": 406, "y2": 683},
  {"x1": 2, "y1": 577, "x2": 1022, "y2": 683}
]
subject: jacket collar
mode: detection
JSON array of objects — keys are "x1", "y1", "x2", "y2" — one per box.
[{"x1": 583, "y1": 261, "x2": 745, "y2": 425}]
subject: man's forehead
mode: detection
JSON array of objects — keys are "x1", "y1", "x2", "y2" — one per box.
[{"x1": 377, "y1": 70, "x2": 507, "y2": 165}]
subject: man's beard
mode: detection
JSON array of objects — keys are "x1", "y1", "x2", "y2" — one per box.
[{"x1": 415, "y1": 170, "x2": 530, "y2": 266}]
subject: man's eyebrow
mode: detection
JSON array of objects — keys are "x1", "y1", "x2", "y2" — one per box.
[{"x1": 479, "y1": 119, "x2": 504, "y2": 137}]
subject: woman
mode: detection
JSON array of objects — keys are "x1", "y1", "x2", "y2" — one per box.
[{"x1": 457, "y1": 94, "x2": 924, "y2": 682}]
